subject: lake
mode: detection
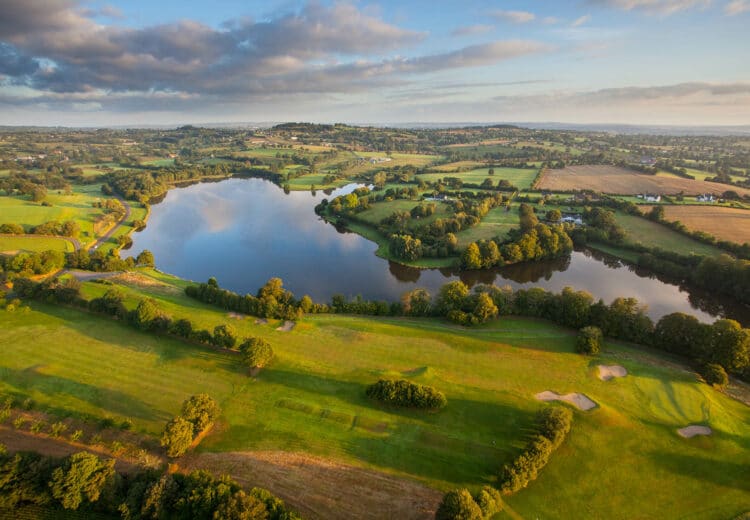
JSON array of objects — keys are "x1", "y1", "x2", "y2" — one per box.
[{"x1": 130, "y1": 177, "x2": 749, "y2": 324}]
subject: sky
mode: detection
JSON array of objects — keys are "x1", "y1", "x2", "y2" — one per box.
[{"x1": 0, "y1": 0, "x2": 749, "y2": 127}]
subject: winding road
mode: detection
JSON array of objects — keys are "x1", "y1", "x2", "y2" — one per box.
[{"x1": 89, "y1": 194, "x2": 132, "y2": 251}]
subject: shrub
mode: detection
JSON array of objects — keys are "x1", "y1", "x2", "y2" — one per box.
[
  {"x1": 50, "y1": 422, "x2": 68, "y2": 438},
  {"x1": 576, "y1": 325, "x2": 602, "y2": 355},
  {"x1": 212, "y1": 324, "x2": 238, "y2": 349},
  {"x1": 366, "y1": 379, "x2": 447, "y2": 410},
  {"x1": 473, "y1": 486, "x2": 503, "y2": 518},
  {"x1": 536, "y1": 407, "x2": 573, "y2": 449},
  {"x1": 240, "y1": 337, "x2": 274, "y2": 369},
  {"x1": 700, "y1": 363, "x2": 729, "y2": 388},
  {"x1": 435, "y1": 489, "x2": 482, "y2": 520}
]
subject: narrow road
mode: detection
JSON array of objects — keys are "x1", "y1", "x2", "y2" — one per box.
[{"x1": 90, "y1": 193, "x2": 132, "y2": 250}]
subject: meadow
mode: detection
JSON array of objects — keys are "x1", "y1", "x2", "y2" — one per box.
[
  {"x1": 0, "y1": 236, "x2": 75, "y2": 253},
  {"x1": 613, "y1": 213, "x2": 727, "y2": 256},
  {"x1": 417, "y1": 167, "x2": 539, "y2": 190},
  {"x1": 1, "y1": 270, "x2": 748, "y2": 519}
]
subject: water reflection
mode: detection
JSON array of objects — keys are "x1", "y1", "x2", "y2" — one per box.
[{"x1": 131, "y1": 177, "x2": 750, "y2": 325}]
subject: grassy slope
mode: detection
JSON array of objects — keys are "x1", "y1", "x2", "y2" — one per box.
[
  {"x1": 1, "y1": 274, "x2": 748, "y2": 518},
  {"x1": 454, "y1": 206, "x2": 518, "y2": 248},
  {"x1": 614, "y1": 213, "x2": 726, "y2": 257}
]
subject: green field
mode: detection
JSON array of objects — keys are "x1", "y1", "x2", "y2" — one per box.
[
  {"x1": 0, "y1": 185, "x2": 112, "y2": 244},
  {"x1": 614, "y1": 213, "x2": 726, "y2": 256},
  {"x1": 1, "y1": 280, "x2": 748, "y2": 518},
  {"x1": 418, "y1": 167, "x2": 538, "y2": 190},
  {"x1": 286, "y1": 173, "x2": 352, "y2": 191},
  {"x1": 354, "y1": 199, "x2": 452, "y2": 229},
  {"x1": 0, "y1": 236, "x2": 75, "y2": 253},
  {"x1": 454, "y1": 206, "x2": 518, "y2": 247}
]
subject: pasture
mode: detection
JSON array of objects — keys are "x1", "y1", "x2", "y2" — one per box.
[
  {"x1": 538, "y1": 165, "x2": 750, "y2": 197},
  {"x1": 0, "y1": 236, "x2": 75, "y2": 253},
  {"x1": 0, "y1": 290, "x2": 748, "y2": 519},
  {"x1": 0, "y1": 185, "x2": 112, "y2": 244},
  {"x1": 417, "y1": 167, "x2": 538, "y2": 190},
  {"x1": 613, "y1": 213, "x2": 726, "y2": 256}
]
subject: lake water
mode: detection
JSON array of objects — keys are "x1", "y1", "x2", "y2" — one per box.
[{"x1": 131, "y1": 177, "x2": 749, "y2": 324}]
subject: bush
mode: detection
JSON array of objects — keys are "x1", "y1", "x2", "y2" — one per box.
[
  {"x1": 366, "y1": 379, "x2": 447, "y2": 410},
  {"x1": 435, "y1": 489, "x2": 482, "y2": 520},
  {"x1": 700, "y1": 363, "x2": 729, "y2": 388},
  {"x1": 473, "y1": 486, "x2": 503, "y2": 518},
  {"x1": 576, "y1": 326, "x2": 602, "y2": 355},
  {"x1": 212, "y1": 324, "x2": 238, "y2": 349},
  {"x1": 536, "y1": 407, "x2": 573, "y2": 449},
  {"x1": 240, "y1": 337, "x2": 274, "y2": 369}
]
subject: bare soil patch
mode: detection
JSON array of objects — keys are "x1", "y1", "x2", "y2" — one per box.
[
  {"x1": 276, "y1": 320, "x2": 296, "y2": 332},
  {"x1": 255, "y1": 318, "x2": 268, "y2": 325},
  {"x1": 598, "y1": 365, "x2": 628, "y2": 381},
  {"x1": 658, "y1": 205, "x2": 750, "y2": 244},
  {"x1": 538, "y1": 165, "x2": 750, "y2": 196},
  {"x1": 111, "y1": 272, "x2": 180, "y2": 294},
  {"x1": 677, "y1": 425, "x2": 712, "y2": 438},
  {"x1": 179, "y1": 451, "x2": 442, "y2": 520},
  {"x1": 227, "y1": 312, "x2": 244, "y2": 320},
  {"x1": 535, "y1": 390, "x2": 597, "y2": 411}
]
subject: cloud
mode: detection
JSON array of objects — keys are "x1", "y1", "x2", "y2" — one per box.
[
  {"x1": 542, "y1": 16, "x2": 561, "y2": 24},
  {"x1": 489, "y1": 10, "x2": 536, "y2": 23},
  {"x1": 572, "y1": 15, "x2": 592, "y2": 26},
  {"x1": 451, "y1": 24, "x2": 494, "y2": 37},
  {"x1": 589, "y1": 0, "x2": 712, "y2": 15},
  {"x1": 725, "y1": 0, "x2": 750, "y2": 14}
]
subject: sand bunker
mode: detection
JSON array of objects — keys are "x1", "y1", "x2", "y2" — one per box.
[
  {"x1": 535, "y1": 391, "x2": 597, "y2": 411},
  {"x1": 598, "y1": 365, "x2": 628, "y2": 381},
  {"x1": 276, "y1": 321, "x2": 296, "y2": 332},
  {"x1": 254, "y1": 318, "x2": 268, "y2": 325},
  {"x1": 677, "y1": 425, "x2": 712, "y2": 438},
  {"x1": 227, "y1": 312, "x2": 244, "y2": 320}
]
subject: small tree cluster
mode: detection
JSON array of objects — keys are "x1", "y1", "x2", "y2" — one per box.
[
  {"x1": 435, "y1": 486, "x2": 502, "y2": 520},
  {"x1": 365, "y1": 379, "x2": 447, "y2": 410},
  {"x1": 499, "y1": 407, "x2": 573, "y2": 493},
  {"x1": 160, "y1": 394, "x2": 220, "y2": 458}
]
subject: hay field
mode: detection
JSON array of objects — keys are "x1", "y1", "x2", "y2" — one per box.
[
  {"x1": 538, "y1": 165, "x2": 750, "y2": 197},
  {"x1": 660, "y1": 205, "x2": 750, "y2": 244}
]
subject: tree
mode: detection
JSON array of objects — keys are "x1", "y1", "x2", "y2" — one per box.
[
  {"x1": 49, "y1": 452, "x2": 115, "y2": 510},
  {"x1": 213, "y1": 324, "x2": 238, "y2": 349},
  {"x1": 461, "y1": 243, "x2": 482, "y2": 270},
  {"x1": 647, "y1": 205, "x2": 665, "y2": 221},
  {"x1": 709, "y1": 319, "x2": 750, "y2": 372},
  {"x1": 576, "y1": 326, "x2": 602, "y2": 355},
  {"x1": 473, "y1": 293, "x2": 498, "y2": 323},
  {"x1": 473, "y1": 486, "x2": 502, "y2": 518},
  {"x1": 435, "y1": 489, "x2": 482, "y2": 520},
  {"x1": 240, "y1": 337, "x2": 274, "y2": 369},
  {"x1": 436, "y1": 281, "x2": 469, "y2": 315},
  {"x1": 700, "y1": 363, "x2": 728, "y2": 389},
  {"x1": 136, "y1": 250, "x2": 155, "y2": 267},
  {"x1": 401, "y1": 288, "x2": 432, "y2": 317},
  {"x1": 160, "y1": 417, "x2": 194, "y2": 458},
  {"x1": 488, "y1": 167, "x2": 495, "y2": 176},
  {"x1": 181, "y1": 394, "x2": 220, "y2": 434},
  {"x1": 132, "y1": 298, "x2": 160, "y2": 330},
  {"x1": 545, "y1": 209, "x2": 561, "y2": 223},
  {"x1": 214, "y1": 490, "x2": 269, "y2": 520}
]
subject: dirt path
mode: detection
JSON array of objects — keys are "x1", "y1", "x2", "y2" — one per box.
[
  {"x1": 0, "y1": 426, "x2": 142, "y2": 473},
  {"x1": 179, "y1": 451, "x2": 442, "y2": 520}
]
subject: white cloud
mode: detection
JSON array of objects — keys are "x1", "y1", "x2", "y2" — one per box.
[
  {"x1": 724, "y1": 0, "x2": 750, "y2": 14},
  {"x1": 572, "y1": 15, "x2": 592, "y2": 26},
  {"x1": 591, "y1": 0, "x2": 712, "y2": 15},
  {"x1": 451, "y1": 24, "x2": 494, "y2": 37},
  {"x1": 489, "y1": 10, "x2": 536, "y2": 23}
]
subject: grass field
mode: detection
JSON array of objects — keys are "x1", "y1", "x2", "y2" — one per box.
[
  {"x1": 655, "y1": 205, "x2": 750, "y2": 245},
  {"x1": 539, "y1": 165, "x2": 750, "y2": 197},
  {"x1": 354, "y1": 199, "x2": 453, "y2": 229},
  {"x1": 417, "y1": 167, "x2": 538, "y2": 190},
  {"x1": 0, "y1": 236, "x2": 75, "y2": 253},
  {"x1": 613, "y1": 213, "x2": 726, "y2": 256},
  {"x1": 429, "y1": 161, "x2": 485, "y2": 172},
  {"x1": 454, "y1": 206, "x2": 518, "y2": 247},
  {"x1": 0, "y1": 185, "x2": 112, "y2": 243},
  {"x1": 1, "y1": 283, "x2": 748, "y2": 519},
  {"x1": 286, "y1": 173, "x2": 352, "y2": 191}
]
